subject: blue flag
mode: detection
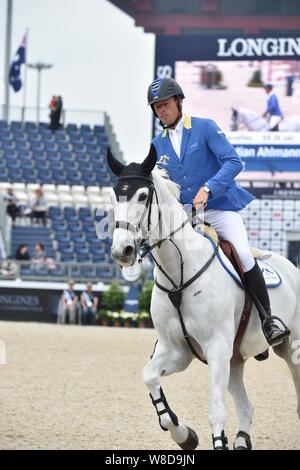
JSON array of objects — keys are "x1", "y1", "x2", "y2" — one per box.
[{"x1": 9, "y1": 32, "x2": 27, "y2": 92}]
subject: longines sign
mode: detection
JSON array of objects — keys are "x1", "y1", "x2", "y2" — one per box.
[
  {"x1": 0, "y1": 288, "x2": 60, "y2": 321},
  {"x1": 217, "y1": 37, "x2": 300, "y2": 58},
  {"x1": 155, "y1": 33, "x2": 300, "y2": 68}
]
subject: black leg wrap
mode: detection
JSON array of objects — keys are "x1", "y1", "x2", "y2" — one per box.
[
  {"x1": 178, "y1": 426, "x2": 199, "y2": 450},
  {"x1": 233, "y1": 430, "x2": 252, "y2": 450},
  {"x1": 150, "y1": 387, "x2": 179, "y2": 432},
  {"x1": 212, "y1": 430, "x2": 229, "y2": 450}
]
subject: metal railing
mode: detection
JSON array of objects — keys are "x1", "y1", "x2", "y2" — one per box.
[
  {"x1": 0, "y1": 104, "x2": 124, "y2": 163},
  {"x1": 0, "y1": 104, "x2": 105, "y2": 127},
  {"x1": 0, "y1": 260, "x2": 123, "y2": 283}
]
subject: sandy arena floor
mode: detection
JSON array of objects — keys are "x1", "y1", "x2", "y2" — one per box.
[{"x1": 0, "y1": 321, "x2": 298, "y2": 450}]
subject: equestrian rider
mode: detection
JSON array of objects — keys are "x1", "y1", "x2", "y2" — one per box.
[
  {"x1": 147, "y1": 76, "x2": 290, "y2": 347},
  {"x1": 263, "y1": 83, "x2": 283, "y2": 131}
]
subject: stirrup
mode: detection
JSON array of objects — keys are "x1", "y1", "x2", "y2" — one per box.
[
  {"x1": 212, "y1": 430, "x2": 229, "y2": 450},
  {"x1": 262, "y1": 316, "x2": 290, "y2": 347}
]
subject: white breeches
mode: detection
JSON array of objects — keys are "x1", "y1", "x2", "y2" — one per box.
[
  {"x1": 197, "y1": 209, "x2": 255, "y2": 273},
  {"x1": 269, "y1": 115, "x2": 282, "y2": 130}
]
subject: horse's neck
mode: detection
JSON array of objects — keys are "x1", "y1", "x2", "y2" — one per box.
[
  {"x1": 239, "y1": 109, "x2": 267, "y2": 131},
  {"x1": 148, "y1": 183, "x2": 211, "y2": 286}
]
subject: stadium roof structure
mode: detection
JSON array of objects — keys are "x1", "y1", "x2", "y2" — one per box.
[{"x1": 108, "y1": 0, "x2": 300, "y2": 35}]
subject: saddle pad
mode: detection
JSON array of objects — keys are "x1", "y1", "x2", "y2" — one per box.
[{"x1": 204, "y1": 234, "x2": 282, "y2": 289}]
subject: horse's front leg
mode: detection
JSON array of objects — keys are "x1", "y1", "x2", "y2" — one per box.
[
  {"x1": 205, "y1": 333, "x2": 232, "y2": 450},
  {"x1": 229, "y1": 361, "x2": 253, "y2": 450},
  {"x1": 143, "y1": 339, "x2": 198, "y2": 450}
]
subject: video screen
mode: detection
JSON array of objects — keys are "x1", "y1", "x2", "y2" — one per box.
[{"x1": 175, "y1": 60, "x2": 300, "y2": 132}]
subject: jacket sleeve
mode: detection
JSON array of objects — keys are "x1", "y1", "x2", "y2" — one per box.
[
  {"x1": 204, "y1": 120, "x2": 243, "y2": 198},
  {"x1": 267, "y1": 95, "x2": 276, "y2": 114}
]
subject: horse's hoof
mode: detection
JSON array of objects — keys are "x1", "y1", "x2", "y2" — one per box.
[
  {"x1": 178, "y1": 426, "x2": 199, "y2": 450},
  {"x1": 233, "y1": 430, "x2": 252, "y2": 450}
]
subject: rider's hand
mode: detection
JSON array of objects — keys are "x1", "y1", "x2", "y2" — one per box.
[{"x1": 193, "y1": 188, "x2": 209, "y2": 209}]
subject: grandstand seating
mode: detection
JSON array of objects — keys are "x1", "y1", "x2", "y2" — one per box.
[
  {"x1": 9, "y1": 206, "x2": 115, "y2": 280},
  {"x1": 0, "y1": 120, "x2": 115, "y2": 187},
  {"x1": 0, "y1": 119, "x2": 120, "y2": 280}
]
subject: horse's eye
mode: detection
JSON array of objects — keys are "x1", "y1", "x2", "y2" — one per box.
[{"x1": 138, "y1": 193, "x2": 147, "y2": 202}]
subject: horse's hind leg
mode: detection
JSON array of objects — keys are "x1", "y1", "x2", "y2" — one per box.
[
  {"x1": 143, "y1": 340, "x2": 197, "y2": 450},
  {"x1": 273, "y1": 316, "x2": 300, "y2": 419},
  {"x1": 228, "y1": 361, "x2": 254, "y2": 450}
]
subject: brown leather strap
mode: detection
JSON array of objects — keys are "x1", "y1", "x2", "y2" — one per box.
[
  {"x1": 220, "y1": 239, "x2": 253, "y2": 365},
  {"x1": 231, "y1": 291, "x2": 252, "y2": 365}
]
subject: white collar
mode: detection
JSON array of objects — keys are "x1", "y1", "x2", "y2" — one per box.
[{"x1": 169, "y1": 115, "x2": 185, "y2": 134}]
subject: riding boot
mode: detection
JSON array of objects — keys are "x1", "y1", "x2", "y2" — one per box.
[{"x1": 244, "y1": 261, "x2": 290, "y2": 347}]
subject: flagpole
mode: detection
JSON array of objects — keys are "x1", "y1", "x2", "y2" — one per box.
[
  {"x1": 4, "y1": 0, "x2": 13, "y2": 122},
  {"x1": 21, "y1": 28, "x2": 29, "y2": 125}
]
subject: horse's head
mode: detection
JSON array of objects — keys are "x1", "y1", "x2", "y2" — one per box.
[
  {"x1": 107, "y1": 145, "x2": 157, "y2": 266},
  {"x1": 230, "y1": 107, "x2": 239, "y2": 131}
]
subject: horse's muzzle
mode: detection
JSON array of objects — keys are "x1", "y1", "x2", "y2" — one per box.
[{"x1": 111, "y1": 244, "x2": 136, "y2": 266}]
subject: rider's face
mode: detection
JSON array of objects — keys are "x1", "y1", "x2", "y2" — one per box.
[{"x1": 153, "y1": 97, "x2": 181, "y2": 127}]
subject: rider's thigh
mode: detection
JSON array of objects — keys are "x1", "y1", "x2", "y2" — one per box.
[{"x1": 204, "y1": 210, "x2": 255, "y2": 272}]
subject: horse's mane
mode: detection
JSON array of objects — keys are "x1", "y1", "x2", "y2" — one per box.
[{"x1": 152, "y1": 167, "x2": 180, "y2": 201}]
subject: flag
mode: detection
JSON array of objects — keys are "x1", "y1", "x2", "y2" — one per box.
[{"x1": 9, "y1": 31, "x2": 27, "y2": 92}]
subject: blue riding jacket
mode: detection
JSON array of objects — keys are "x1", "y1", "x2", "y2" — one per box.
[
  {"x1": 152, "y1": 115, "x2": 254, "y2": 211},
  {"x1": 266, "y1": 93, "x2": 282, "y2": 117}
]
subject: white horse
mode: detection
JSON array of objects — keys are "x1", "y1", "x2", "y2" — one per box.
[
  {"x1": 107, "y1": 145, "x2": 300, "y2": 450},
  {"x1": 230, "y1": 107, "x2": 300, "y2": 132}
]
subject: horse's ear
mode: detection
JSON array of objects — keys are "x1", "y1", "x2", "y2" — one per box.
[
  {"x1": 107, "y1": 147, "x2": 124, "y2": 176},
  {"x1": 141, "y1": 144, "x2": 157, "y2": 175}
]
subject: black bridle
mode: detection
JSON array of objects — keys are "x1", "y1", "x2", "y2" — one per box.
[
  {"x1": 111, "y1": 173, "x2": 220, "y2": 363},
  {"x1": 110, "y1": 174, "x2": 161, "y2": 243}
]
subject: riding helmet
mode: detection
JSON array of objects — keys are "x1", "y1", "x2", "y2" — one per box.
[{"x1": 147, "y1": 77, "x2": 185, "y2": 106}]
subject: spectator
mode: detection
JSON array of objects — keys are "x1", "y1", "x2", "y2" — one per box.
[
  {"x1": 0, "y1": 256, "x2": 18, "y2": 278},
  {"x1": 80, "y1": 283, "x2": 98, "y2": 325},
  {"x1": 31, "y1": 243, "x2": 47, "y2": 275},
  {"x1": 59, "y1": 280, "x2": 79, "y2": 324},
  {"x1": 16, "y1": 244, "x2": 30, "y2": 261},
  {"x1": 49, "y1": 95, "x2": 57, "y2": 131},
  {"x1": 3, "y1": 186, "x2": 21, "y2": 223},
  {"x1": 54, "y1": 96, "x2": 63, "y2": 130},
  {"x1": 49, "y1": 95, "x2": 63, "y2": 131},
  {"x1": 32, "y1": 243, "x2": 46, "y2": 264},
  {"x1": 31, "y1": 188, "x2": 47, "y2": 226}
]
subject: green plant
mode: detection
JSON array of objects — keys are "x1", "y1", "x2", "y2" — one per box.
[
  {"x1": 98, "y1": 309, "x2": 110, "y2": 321},
  {"x1": 137, "y1": 310, "x2": 150, "y2": 321},
  {"x1": 248, "y1": 69, "x2": 263, "y2": 87},
  {"x1": 138, "y1": 280, "x2": 154, "y2": 314},
  {"x1": 120, "y1": 310, "x2": 135, "y2": 322},
  {"x1": 100, "y1": 280, "x2": 126, "y2": 313}
]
